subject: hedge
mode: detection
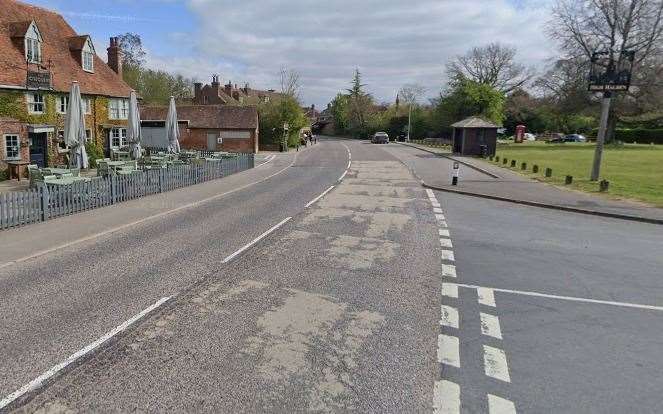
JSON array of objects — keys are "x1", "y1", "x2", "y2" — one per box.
[{"x1": 614, "y1": 129, "x2": 663, "y2": 144}]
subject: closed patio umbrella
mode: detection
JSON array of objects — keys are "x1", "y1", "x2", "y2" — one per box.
[
  {"x1": 127, "y1": 90, "x2": 142, "y2": 159},
  {"x1": 165, "y1": 96, "x2": 180, "y2": 153},
  {"x1": 64, "y1": 81, "x2": 89, "y2": 169}
]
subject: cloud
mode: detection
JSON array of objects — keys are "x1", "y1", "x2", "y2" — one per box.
[{"x1": 151, "y1": 0, "x2": 558, "y2": 106}]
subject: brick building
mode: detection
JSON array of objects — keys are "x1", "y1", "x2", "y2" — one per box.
[
  {"x1": 0, "y1": 0, "x2": 132, "y2": 171},
  {"x1": 140, "y1": 105, "x2": 259, "y2": 154},
  {"x1": 192, "y1": 75, "x2": 284, "y2": 106}
]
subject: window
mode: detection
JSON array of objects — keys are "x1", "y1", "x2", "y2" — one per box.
[
  {"x1": 27, "y1": 93, "x2": 44, "y2": 114},
  {"x1": 262, "y1": 96, "x2": 270, "y2": 103},
  {"x1": 4, "y1": 135, "x2": 20, "y2": 160},
  {"x1": 85, "y1": 129, "x2": 93, "y2": 142},
  {"x1": 108, "y1": 99, "x2": 128, "y2": 120},
  {"x1": 58, "y1": 96, "x2": 69, "y2": 114},
  {"x1": 110, "y1": 128, "x2": 127, "y2": 149},
  {"x1": 83, "y1": 97, "x2": 92, "y2": 114},
  {"x1": 82, "y1": 51, "x2": 94, "y2": 72},
  {"x1": 24, "y1": 22, "x2": 42, "y2": 63},
  {"x1": 56, "y1": 130, "x2": 67, "y2": 150}
]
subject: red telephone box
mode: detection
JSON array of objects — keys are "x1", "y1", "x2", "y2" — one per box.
[{"x1": 515, "y1": 125, "x2": 526, "y2": 143}]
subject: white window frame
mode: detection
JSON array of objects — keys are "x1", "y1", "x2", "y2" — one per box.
[
  {"x1": 85, "y1": 129, "x2": 93, "y2": 142},
  {"x1": 81, "y1": 37, "x2": 95, "y2": 72},
  {"x1": 110, "y1": 128, "x2": 127, "y2": 149},
  {"x1": 83, "y1": 97, "x2": 92, "y2": 114},
  {"x1": 27, "y1": 93, "x2": 44, "y2": 114},
  {"x1": 108, "y1": 98, "x2": 128, "y2": 120},
  {"x1": 4, "y1": 134, "x2": 21, "y2": 160},
  {"x1": 24, "y1": 23, "x2": 42, "y2": 64},
  {"x1": 57, "y1": 95, "x2": 69, "y2": 114}
]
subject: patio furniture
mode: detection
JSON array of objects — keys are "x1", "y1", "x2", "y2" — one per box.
[{"x1": 7, "y1": 161, "x2": 30, "y2": 181}]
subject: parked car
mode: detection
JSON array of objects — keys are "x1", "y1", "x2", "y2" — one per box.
[
  {"x1": 564, "y1": 134, "x2": 587, "y2": 142},
  {"x1": 524, "y1": 133, "x2": 537, "y2": 141},
  {"x1": 371, "y1": 132, "x2": 389, "y2": 144}
]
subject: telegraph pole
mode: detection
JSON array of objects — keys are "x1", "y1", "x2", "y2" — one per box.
[
  {"x1": 407, "y1": 103, "x2": 412, "y2": 142},
  {"x1": 590, "y1": 91, "x2": 612, "y2": 181}
]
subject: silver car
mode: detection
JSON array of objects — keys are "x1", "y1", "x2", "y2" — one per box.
[{"x1": 371, "y1": 132, "x2": 389, "y2": 144}]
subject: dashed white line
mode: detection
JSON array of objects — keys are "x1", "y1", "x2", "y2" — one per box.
[
  {"x1": 438, "y1": 220, "x2": 448, "y2": 228},
  {"x1": 488, "y1": 394, "x2": 517, "y2": 414},
  {"x1": 439, "y1": 229, "x2": 450, "y2": 237},
  {"x1": 478, "y1": 287, "x2": 496, "y2": 307},
  {"x1": 433, "y1": 380, "x2": 461, "y2": 414},
  {"x1": 438, "y1": 334, "x2": 460, "y2": 367},
  {"x1": 426, "y1": 189, "x2": 436, "y2": 198},
  {"x1": 431, "y1": 200, "x2": 441, "y2": 208},
  {"x1": 0, "y1": 296, "x2": 171, "y2": 410},
  {"x1": 435, "y1": 213, "x2": 446, "y2": 221},
  {"x1": 222, "y1": 217, "x2": 292, "y2": 263},
  {"x1": 457, "y1": 283, "x2": 663, "y2": 312},
  {"x1": 255, "y1": 154, "x2": 276, "y2": 168},
  {"x1": 305, "y1": 185, "x2": 335, "y2": 208},
  {"x1": 440, "y1": 305, "x2": 459, "y2": 329},
  {"x1": 442, "y1": 282, "x2": 459, "y2": 298},
  {"x1": 441, "y1": 264, "x2": 457, "y2": 278},
  {"x1": 433, "y1": 207, "x2": 444, "y2": 214},
  {"x1": 440, "y1": 250, "x2": 455, "y2": 262},
  {"x1": 440, "y1": 238, "x2": 453, "y2": 248},
  {"x1": 480, "y1": 313, "x2": 503, "y2": 339},
  {"x1": 483, "y1": 345, "x2": 511, "y2": 382}
]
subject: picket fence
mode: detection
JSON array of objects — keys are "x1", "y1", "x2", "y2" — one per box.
[{"x1": 0, "y1": 154, "x2": 254, "y2": 230}]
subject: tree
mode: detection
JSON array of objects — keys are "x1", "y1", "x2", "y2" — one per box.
[
  {"x1": 116, "y1": 33, "x2": 146, "y2": 67},
  {"x1": 258, "y1": 95, "x2": 307, "y2": 147},
  {"x1": 435, "y1": 79, "x2": 505, "y2": 126},
  {"x1": 548, "y1": 0, "x2": 663, "y2": 140},
  {"x1": 446, "y1": 43, "x2": 535, "y2": 93},
  {"x1": 345, "y1": 69, "x2": 374, "y2": 138},
  {"x1": 279, "y1": 66, "x2": 301, "y2": 99},
  {"x1": 329, "y1": 93, "x2": 350, "y2": 135}
]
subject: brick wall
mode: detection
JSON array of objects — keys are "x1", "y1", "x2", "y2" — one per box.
[
  {"x1": 0, "y1": 118, "x2": 29, "y2": 170},
  {"x1": 181, "y1": 128, "x2": 258, "y2": 153}
]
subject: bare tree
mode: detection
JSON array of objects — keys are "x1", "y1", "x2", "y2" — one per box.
[
  {"x1": 279, "y1": 66, "x2": 301, "y2": 99},
  {"x1": 446, "y1": 43, "x2": 535, "y2": 93},
  {"x1": 398, "y1": 84, "x2": 427, "y2": 106}
]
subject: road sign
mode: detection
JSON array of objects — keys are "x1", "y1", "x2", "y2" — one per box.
[{"x1": 588, "y1": 50, "x2": 635, "y2": 92}]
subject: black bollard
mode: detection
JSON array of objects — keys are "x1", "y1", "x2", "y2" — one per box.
[
  {"x1": 521, "y1": 162, "x2": 527, "y2": 170},
  {"x1": 533, "y1": 165, "x2": 539, "y2": 173},
  {"x1": 511, "y1": 160, "x2": 517, "y2": 167},
  {"x1": 565, "y1": 175, "x2": 573, "y2": 185},
  {"x1": 599, "y1": 180, "x2": 610, "y2": 192},
  {"x1": 545, "y1": 168, "x2": 552, "y2": 177}
]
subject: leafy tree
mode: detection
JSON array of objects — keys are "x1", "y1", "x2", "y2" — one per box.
[
  {"x1": 329, "y1": 93, "x2": 350, "y2": 135},
  {"x1": 258, "y1": 95, "x2": 307, "y2": 147},
  {"x1": 434, "y1": 79, "x2": 505, "y2": 129},
  {"x1": 346, "y1": 69, "x2": 374, "y2": 138}
]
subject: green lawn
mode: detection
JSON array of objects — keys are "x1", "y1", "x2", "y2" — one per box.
[{"x1": 493, "y1": 142, "x2": 663, "y2": 207}]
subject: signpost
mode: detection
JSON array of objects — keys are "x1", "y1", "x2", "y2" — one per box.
[{"x1": 588, "y1": 50, "x2": 635, "y2": 181}]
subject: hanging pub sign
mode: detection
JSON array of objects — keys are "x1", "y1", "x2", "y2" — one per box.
[
  {"x1": 588, "y1": 50, "x2": 635, "y2": 92},
  {"x1": 26, "y1": 70, "x2": 51, "y2": 89}
]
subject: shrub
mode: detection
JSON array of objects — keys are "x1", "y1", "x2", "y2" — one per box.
[
  {"x1": 85, "y1": 140, "x2": 105, "y2": 168},
  {"x1": 614, "y1": 129, "x2": 663, "y2": 145}
]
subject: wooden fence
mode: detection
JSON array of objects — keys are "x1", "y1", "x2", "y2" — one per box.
[{"x1": 0, "y1": 154, "x2": 254, "y2": 230}]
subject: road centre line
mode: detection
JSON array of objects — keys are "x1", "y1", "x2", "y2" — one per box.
[
  {"x1": 483, "y1": 345, "x2": 511, "y2": 382},
  {"x1": 437, "y1": 334, "x2": 460, "y2": 367},
  {"x1": 222, "y1": 217, "x2": 292, "y2": 263},
  {"x1": 305, "y1": 185, "x2": 335, "y2": 208},
  {"x1": 0, "y1": 296, "x2": 171, "y2": 411},
  {"x1": 433, "y1": 380, "x2": 460, "y2": 414},
  {"x1": 480, "y1": 313, "x2": 503, "y2": 339},
  {"x1": 455, "y1": 283, "x2": 663, "y2": 312},
  {"x1": 0, "y1": 156, "x2": 297, "y2": 270},
  {"x1": 487, "y1": 394, "x2": 517, "y2": 414}
]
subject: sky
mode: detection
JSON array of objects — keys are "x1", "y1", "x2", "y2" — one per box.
[{"x1": 29, "y1": 0, "x2": 559, "y2": 107}]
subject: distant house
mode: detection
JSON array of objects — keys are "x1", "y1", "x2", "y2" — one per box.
[
  {"x1": 0, "y1": 0, "x2": 132, "y2": 169},
  {"x1": 140, "y1": 105, "x2": 259, "y2": 154},
  {"x1": 192, "y1": 75, "x2": 284, "y2": 106},
  {"x1": 302, "y1": 104, "x2": 320, "y2": 126}
]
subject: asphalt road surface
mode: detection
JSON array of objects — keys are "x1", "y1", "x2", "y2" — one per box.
[{"x1": 2, "y1": 138, "x2": 662, "y2": 413}]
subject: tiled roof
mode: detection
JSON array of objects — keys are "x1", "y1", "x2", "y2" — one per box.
[
  {"x1": 451, "y1": 117, "x2": 500, "y2": 128},
  {"x1": 0, "y1": 0, "x2": 132, "y2": 97},
  {"x1": 141, "y1": 105, "x2": 258, "y2": 129}
]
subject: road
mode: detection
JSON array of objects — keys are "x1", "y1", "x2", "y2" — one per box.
[{"x1": 2, "y1": 138, "x2": 663, "y2": 413}]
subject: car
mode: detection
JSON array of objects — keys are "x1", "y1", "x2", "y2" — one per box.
[
  {"x1": 564, "y1": 134, "x2": 587, "y2": 142},
  {"x1": 524, "y1": 133, "x2": 537, "y2": 141},
  {"x1": 371, "y1": 132, "x2": 389, "y2": 144}
]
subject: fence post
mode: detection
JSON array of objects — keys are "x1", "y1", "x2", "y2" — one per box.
[
  {"x1": 39, "y1": 183, "x2": 49, "y2": 222},
  {"x1": 110, "y1": 175, "x2": 117, "y2": 204},
  {"x1": 158, "y1": 169, "x2": 164, "y2": 193}
]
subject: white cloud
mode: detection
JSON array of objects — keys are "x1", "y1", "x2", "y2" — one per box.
[{"x1": 148, "y1": 0, "x2": 558, "y2": 106}]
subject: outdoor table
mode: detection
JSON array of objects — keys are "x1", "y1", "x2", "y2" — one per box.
[
  {"x1": 43, "y1": 168, "x2": 72, "y2": 177},
  {"x1": 45, "y1": 176, "x2": 89, "y2": 186},
  {"x1": 7, "y1": 161, "x2": 30, "y2": 181}
]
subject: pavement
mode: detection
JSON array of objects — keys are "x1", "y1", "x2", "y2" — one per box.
[
  {"x1": 2, "y1": 138, "x2": 663, "y2": 413},
  {"x1": 397, "y1": 142, "x2": 663, "y2": 222}
]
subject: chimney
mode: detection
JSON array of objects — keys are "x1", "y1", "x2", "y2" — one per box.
[
  {"x1": 107, "y1": 37, "x2": 122, "y2": 77},
  {"x1": 243, "y1": 83, "x2": 250, "y2": 94},
  {"x1": 210, "y1": 74, "x2": 220, "y2": 97},
  {"x1": 311, "y1": 104, "x2": 315, "y2": 110},
  {"x1": 194, "y1": 82, "x2": 203, "y2": 104},
  {"x1": 224, "y1": 81, "x2": 232, "y2": 96}
]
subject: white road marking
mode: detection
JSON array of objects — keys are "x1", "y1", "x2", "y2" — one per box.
[
  {"x1": 338, "y1": 170, "x2": 348, "y2": 182},
  {"x1": 0, "y1": 158, "x2": 297, "y2": 270},
  {"x1": 440, "y1": 250, "x2": 455, "y2": 262},
  {"x1": 480, "y1": 313, "x2": 503, "y2": 339},
  {"x1": 442, "y1": 283, "x2": 459, "y2": 298},
  {"x1": 488, "y1": 394, "x2": 517, "y2": 414},
  {"x1": 478, "y1": 287, "x2": 496, "y2": 307},
  {"x1": 483, "y1": 345, "x2": 511, "y2": 382},
  {"x1": 438, "y1": 220, "x2": 448, "y2": 228},
  {"x1": 456, "y1": 283, "x2": 663, "y2": 312},
  {"x1": 433, "y1": 380, "x2": 461, "y2": 414},
  {"x1": 438, "y1": 334, "x2": 460, "y2": 367},
  {"x1": 441, "y1": 264, "x2": 457, "y2": 278},
  {"x1": 431, "y1": 200, "x2": 441, "y2": 208},
  {"x1": 305, "y1": 185, "x2": 335, "y2": 208},
  {"x1": 433, "y1": 207, "x2": 444, "y2": 214},
  {"x1": 440, "y1": 238, "x2": 453, "y2": 248},
  {"x1": 0, "y1": 296, "x2": 171, "y2": 410},
  {"x1": 255, "y1": 154, "x2": 276, "y2": 168},
  {"x1": 426, "y1": 189, "x2": 436, "y2": 198},
  {"x1": 435, "y1": 213, "x2": 446, "y2": 221},
  {"x1": 222, "y1": 217, "x2": 292, "y2": 263},
  {"x1": 439, "y1": 229, "x2": 450, "y2": 237},
  {"x1": 440, "y1": 305, "x2": 459, "y2": 329}
]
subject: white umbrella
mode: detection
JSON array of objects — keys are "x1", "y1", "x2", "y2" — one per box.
[
  {"x1": 64, "y1": 81, "x2": 89, "y2": 169},
  {"x1": 127, "y1": 90, "x2": 142, "y2": 159},
  {"x1": 165, "y1": 96, "x2": 180, "y2": 153}
]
